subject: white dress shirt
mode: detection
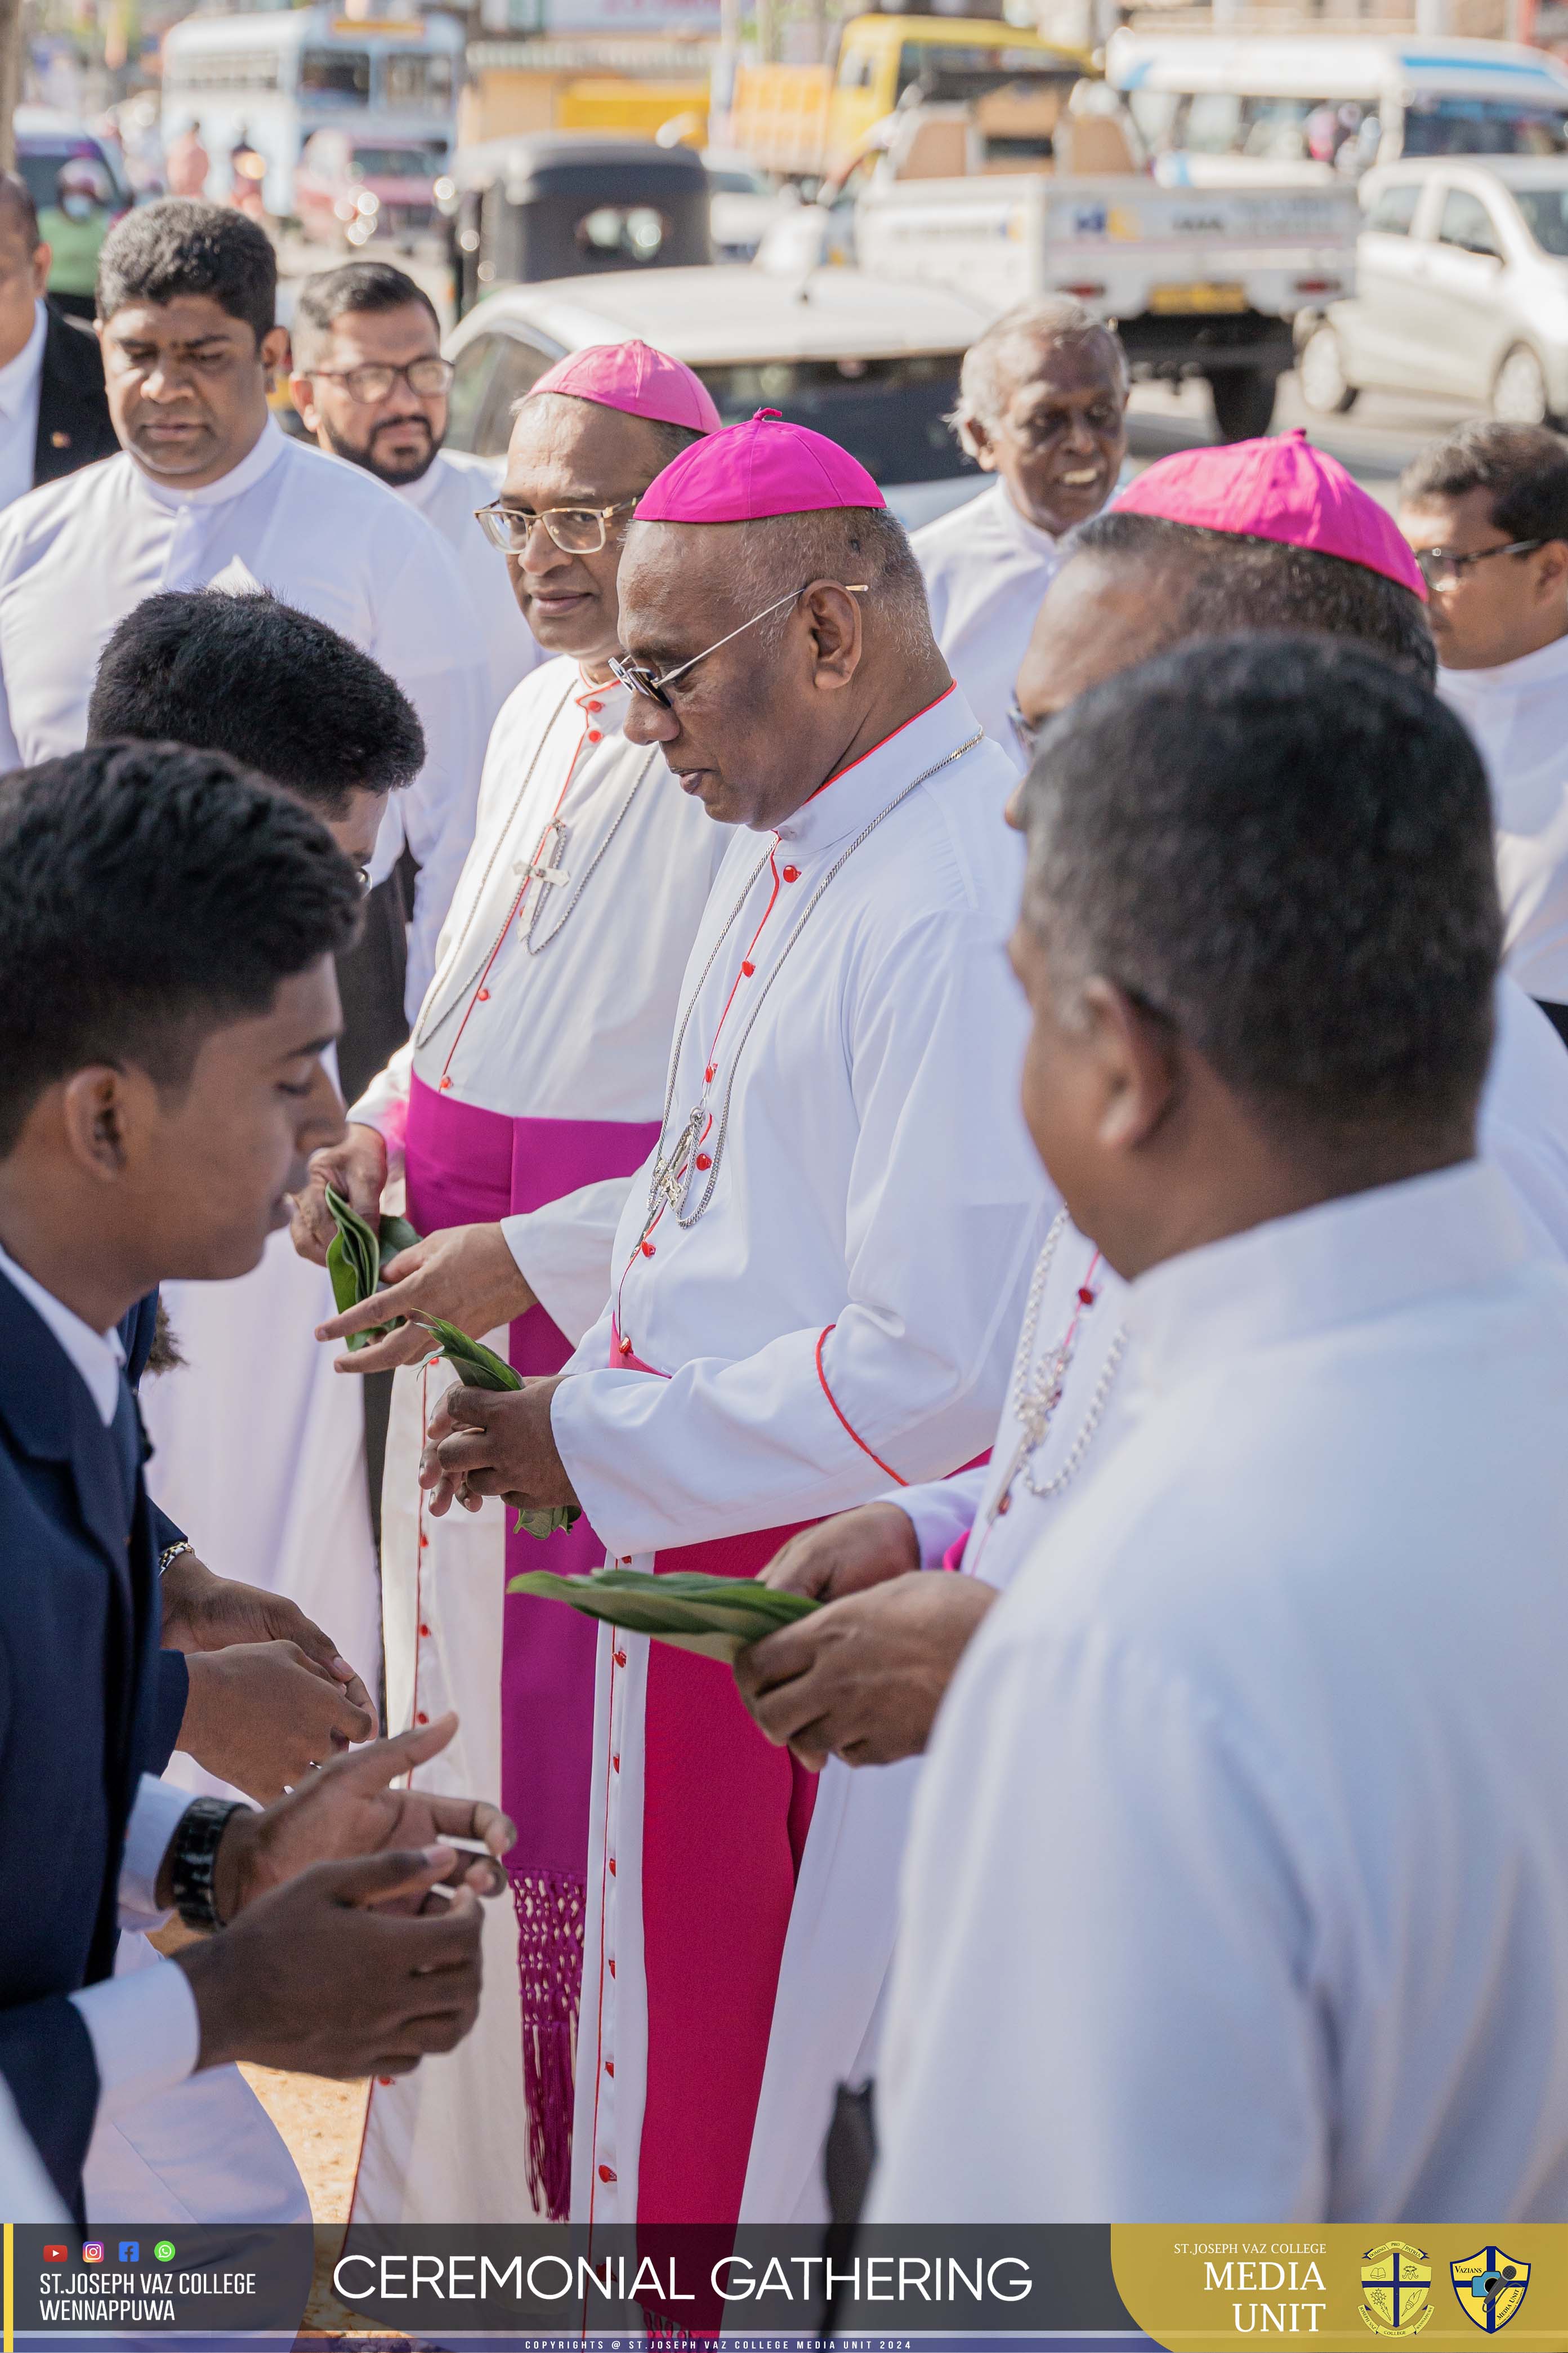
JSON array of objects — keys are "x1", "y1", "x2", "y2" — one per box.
[
  {"x1": 0, "y1": 1242, "x2": 200, "y2": 2125},
  {"x1": 0, "y1": 417, "x2": 492, "y2": 1014},
  {"x1": 0, "y1": 300, "x2": 46, "y2": 515},
  {"x1": 397, "y1": 445, "x2": 544, "y2": 728},
  {"x1": 874, "y1": 1162, "x2": 1568, "y2": 2225},
  {"x1": 911, "y1": 480, "x2": 1066, "y2": 754},
  {"x1": 1441, "y1": 633, "x2": 1568, "y2": 1003}
]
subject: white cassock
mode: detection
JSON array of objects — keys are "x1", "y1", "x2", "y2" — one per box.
[
  {"x1": 395, "y1": 445, "x2": 546, "y2": 727},
  {"x1": 873, "y1": 1162, "x2": 1568, "y2": 2223},
  {"x1": 910, "y1": 480, "x2": 1065, "y2": 751},
  {"x1": 346, "y1": 657, "x2": 732, "y2": 2227},
  {"x1": 1441, "y1": 636, "x2": 1568, "y2": 1009},
  {"x1": 548, "y1": 685, "x2": 1050, "y2": 2242},
  {"x1": 0, "y1": 418, "x2": 494, "y2": 1797}
]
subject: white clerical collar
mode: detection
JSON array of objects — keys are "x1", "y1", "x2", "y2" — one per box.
[
  {"x1": 991, "y1": 478, "x2": 1062, "y2": 558},
  {"x1": 0, "y1": 300, "x2": 47, "y2": 421},
  {"x1": 575, "y1": 666, "x2": 630, "y2": 732},
  {"x1": 397, "y1": 452, "x2": 448, "y2": 514},
  {"x1": 774, "y1": 682, "x2": 982, "y2": 857},
  {"x1": 1124, "y1": 1158, "x2": 1528, "y2": 1405},
  {"x1": 1440, "y1": 630, "x2": 1568, "y2": 699},
  {"x1": 0, "y1": 1236, "x2": 126, "y2": 1427},
  {"x1": 132, "y1": 412, "x2": 290, "y2": 512}
]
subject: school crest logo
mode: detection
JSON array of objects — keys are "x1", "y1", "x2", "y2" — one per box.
[
  {"x1": 1450, "y1": 2248, "x2": 1530, "y2": 2333},
  {"x1": 1360, "y1": 2242, "x2": 1433, "y2": 2337}
]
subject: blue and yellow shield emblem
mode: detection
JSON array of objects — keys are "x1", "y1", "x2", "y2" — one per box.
[
  {"x1": 1360, "y1": 2242, "x2": 1433, "y2": 2337},
  {"x1": 1451, "y1": 2248, "x2": 1530, "y2": 2333}
]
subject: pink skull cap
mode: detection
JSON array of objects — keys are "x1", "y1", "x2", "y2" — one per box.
[
  {"x1": 1114, "y1": 429, "x2": 1427, "y2": 601},
  {"x1": 524, "y1": 339, "x2": 721, "y2": 435},
  {"x1": 636, "y1": 408, "x2": 886, "y2": 524}
]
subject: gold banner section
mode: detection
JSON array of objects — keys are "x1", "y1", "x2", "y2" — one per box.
[{"x1": 1110, "y1": 2225, "x2": 1566, "y2": 2352}]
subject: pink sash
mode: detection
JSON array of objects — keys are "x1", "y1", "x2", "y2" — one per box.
[
  {"x1": 605, "y1": 1322, "x2": 819, "y2": 2240},
  {"x1": 405, "y1": 1073, "x2": 659, "y2": 2220}
]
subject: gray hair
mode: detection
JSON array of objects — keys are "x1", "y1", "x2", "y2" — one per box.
[
  {"x1": 951, "y1": 298, "x2": 1128, "y2": 461},
  {"x1": 1022, "y1": 633, "x2": 1499, "y2": 1156},
  {"x1": 725, "y1": 502, "x2": 934, "y2": 667}
]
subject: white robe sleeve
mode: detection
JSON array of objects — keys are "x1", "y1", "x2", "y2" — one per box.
[
  {"x1": 349, "y1": 1035, "x2": 415, "y2": 1168},
  {"x1": 502, "y1": 1173, "x2": 641, "y2": 1351},
  {"x1": 365, "y1": 527, "x2": 492, "y2": 1019},
  {"x1": 891, "y1": 1464, "x2": 989, "y2": 1568},
  {"x1": 869, "y1": 1615, "x2": 1329, "y2": 2224},
  {"x1": 550, "y1": 914, "x2": 1043, "y2": 1556}
]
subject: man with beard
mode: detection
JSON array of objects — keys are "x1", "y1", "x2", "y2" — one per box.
[{"x1": 291, "y1": 260, "x2": 542, "y2": 728}]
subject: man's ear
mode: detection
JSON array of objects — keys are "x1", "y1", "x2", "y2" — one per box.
[
  {"x1": 804, "y1": 578, "x2": 864, "y2": 693},
  {"x1": 57, "y1": 1065, "x2": 157, "y2": 1184},
  {"x1": 1082, "y1": 978, "x2": 1181, "y2": 1155},
  {"x1": 260, "y1": 322, "x2": 291, "y2": 381},
  {"x1": 1534, "y1": 538, "x2": 1568, "y2": 606},
  {"x1": 964, "y1": 416, "x2": 998, "y2": 476}
]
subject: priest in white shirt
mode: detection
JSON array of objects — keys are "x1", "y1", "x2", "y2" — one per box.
[
  {"x1": 873, "y1": 631, "x2": 1568, "y2": 2225},
  {"x1": 418, "y1": 412, "x2": 1049, "y2": 2251},
  {"x1": 289, "y1": 258, "x2": 543, "y2": 729},
  {"x1": 290, "y1": 340, "x2": 731, "y2": 2229},
  {"x1": 0, "y1": 198, "x2": 490, "y2": 1015},
  {"x1": 910, "y1": 297, "x2": 1126, "y2": 751},
  {"x1": 1400, "y1": 421, "x2": 1568, "y2": 1041}
]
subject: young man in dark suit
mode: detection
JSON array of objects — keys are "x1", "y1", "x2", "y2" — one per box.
[
  {"x1": 0, "y1": 173, "x2": 115, "y2": 508},
  {"x1": 0, "y1": 740, "x2": 512, "y2": 2217}
]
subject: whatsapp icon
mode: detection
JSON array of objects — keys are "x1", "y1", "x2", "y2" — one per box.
[{"x1": 154, "y1": 2241, "x2": 175, "y2": 2263}]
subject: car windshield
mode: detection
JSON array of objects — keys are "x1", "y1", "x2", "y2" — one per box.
[
  {"x1": 695, "y1": 354, "x2": 973, "y2": 486},
  {"x1": 351, "y1": 143, "x2": 444, "y2": 179},
  {"x1": 1513, "y1": 183, "x2": 1568, "y2": 253},
  {"x1": 1402, "y1": 96, "x2": 1568, "y2": 157}
]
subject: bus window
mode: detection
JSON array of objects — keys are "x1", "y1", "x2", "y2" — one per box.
[
  {"x1": 895, "y1": 44, "x2": 1074, "y2": 108},
  {"x1": 383, "y1": 52, "x2": 454, "y2": 109},
  {"x1": 1401, "y1": 96, "x2": 1568, "y2": 158},
  {"x1": 300, "y1": 48, "x2": 370, "y2": 104},
  {"x1": 1182, "y1": 91, "x2": 1244, "y2": 154}
]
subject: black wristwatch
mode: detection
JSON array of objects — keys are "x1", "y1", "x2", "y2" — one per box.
[{"x1": 168, "y1": 1796, "x2": 244, "y2": 1932}]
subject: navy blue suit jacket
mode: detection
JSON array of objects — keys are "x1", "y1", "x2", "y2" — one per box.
[
  {"x1": 0, "y1": 1271, "x2": 169, "y2": 2209},
  {"x1": 118, "y1": 1291, "x2": 189, "y2": 1773}
]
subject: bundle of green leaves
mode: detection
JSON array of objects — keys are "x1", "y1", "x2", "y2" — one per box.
[
  {"x1": 413, "y1": 1313, "x2": 581, "y2": 1543},
  {"x1": 506, "y1": 1565, "x2": 819, "y2": 1662},
  {"x1": 324, "y1": 1187, "x2": 421, "y2": 1351}
]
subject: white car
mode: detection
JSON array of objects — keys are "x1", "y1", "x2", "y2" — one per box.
[
  {"x1": 1299, "y1": 157, "x2": 1568, "y2": 426},
  {"x1": 442, "y1": 264, "x2": 994, "y2": 530},
  {"x1": 703, "y1": 148, "x2": 794, "y2": 262}
]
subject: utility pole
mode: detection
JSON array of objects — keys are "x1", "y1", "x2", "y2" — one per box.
[{"x1": 0, "y1": 0, "x2": 22, "y2": 172}]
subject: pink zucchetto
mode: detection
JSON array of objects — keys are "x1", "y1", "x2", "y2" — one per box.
[
  {"x1": 524, "y1": 340, "x2": 721, "y2": 435},
  {"x1": 1114, "y1": 429, "x2": 1427, "y2": 601},
  {"x1": 636, "y1": 408, "x2": 886, "y2": 525}
]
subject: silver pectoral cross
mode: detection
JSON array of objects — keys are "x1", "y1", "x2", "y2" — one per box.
[
  {"x1": 647, "y1": 1107, "x2": 703, "y2": 1225},
  {"x1": 514, "y1": 818, "x2": 571, "y2": 911}
]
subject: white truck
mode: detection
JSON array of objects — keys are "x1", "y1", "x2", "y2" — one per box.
[{"x1": 758, "y1": 105, "x2": 1361, "y2": 439}]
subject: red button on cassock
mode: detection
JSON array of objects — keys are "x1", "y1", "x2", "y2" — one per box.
[
  {"x1": 782, "y1": 864, "x2": 800, "y2": 882},
  {"x1": 741, "y1": 960, "x2": 754, "y2": 977},
  {"x1": 1077, "y1": 1286, "x2": 1096, "y2": 1306},
  {"x1": 612, "y1": 1753, "x2": 620, "y2": 1772},
  {"x1": 614, "y1": 1649, "x2": 628, "y2": 1668},
  {"x1": 695, "y1": 1152, "x2": 712, "y2": 1171},
  {"x1": 704, "y1": 1064, "x2": 716, "y2": 1081},
  {"x1": 416, "y1": 1711, "x2": 428, "y2": 1724},
  {"x1": 477, "y1": 988, "x2": 490, "y2": 1002},
  {"x1": 619, "y1": 1336, "x2": 633, "y2": 1355},
  {"x1": 419, "y1": 1621, "x2": 431, "y2": 1638},
  {"x1": 605, "y1": 2059, "x2": 615, "y2": 2076},
  {"x1": 598, "y1": 2165, "x2": 617, "y2": 2183},
  {"x1": 641, "y1": 1239, "x2": 655, "y2": 1257},
  {"x1": 585, "y1": 700, "x2": 602, "y2": 714},
  {"x1": 419, "y1": 1534, "x2": 429, "y2": 1550},
  {"x1": 378, "y1": 2075, "x2": 395, "y2": 2087},
  {"x1": 608, "y1": 1958, "x2": 617, "y2": 1977},
  {"x1": 608, "y1": 1857, "x2": 617, "y2": 1876},
  {"x1": 587, "y1": 729, "x2": 602, "y2": 743}
]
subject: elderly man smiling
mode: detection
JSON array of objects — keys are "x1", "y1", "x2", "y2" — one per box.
[{"x1": 912, "y1": 295, "x2": 1128, "y2": 750}]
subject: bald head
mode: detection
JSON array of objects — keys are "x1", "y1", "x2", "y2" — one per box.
[{"x1": 953, "y1": 299, "x2": 1128, "y2": 538}]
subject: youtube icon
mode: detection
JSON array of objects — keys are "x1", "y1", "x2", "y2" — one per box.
[{"x1": 42, "y1": 2246, "x2": 66, "y2": 2265}]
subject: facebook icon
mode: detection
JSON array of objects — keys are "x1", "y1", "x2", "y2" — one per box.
[{"x1": 118, "y1": 2242, "x2": 139, "y2": 2263}]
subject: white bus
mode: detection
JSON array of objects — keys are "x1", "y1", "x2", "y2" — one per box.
[
  {"x1": 160, "y1": 6, "x2": 463, "y2": 219},
  {"x1": 1107, "y1": 31, "x2": 1568, "y2": 185}
]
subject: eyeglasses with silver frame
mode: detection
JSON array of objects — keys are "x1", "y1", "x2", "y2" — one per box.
[
  {"x1": 609, "y1": 582, "x2": 870, "y2": 710},
  {"x1": 311, "y1": 357, "x2": 455, "y2": 404},
  {"x1": 1414, "y1": 536, "x2": 1544, "y2": 590},
  {"x1": 473, "y1": 497, "x2": 640, "y2": 556}
]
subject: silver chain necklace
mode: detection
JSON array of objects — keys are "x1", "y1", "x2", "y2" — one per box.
[
  {"x1": 643, "y1": 731, "x2": 984, "y2": 1236},
  {"x1": 985, "y1": 1207, "x2": 1128, "y2": 1522},
  {"x1": 415, "y1": 680, "x2": 649, "y2": 1048}
]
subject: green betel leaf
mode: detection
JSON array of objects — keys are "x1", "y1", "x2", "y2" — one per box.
[
  {"x1": 512, "y1": 1504, "x2": 584, "y2": 1541},
  {"x1": 506, "y1": 1566, "x2": 819, "y2": 1660},
  {"x1": 323, "y1": 1187, "x2": 423, "y2": 1351},
  {"x1": 378, "y1": 1212, "x2": 421, "y2": 1263},
  {"x1": 325, "y1": 1228, "x2": 360, "y2": 1321},
  {"x1": 412, "y1": 1313, "x2": 523, "y2": 1392}
]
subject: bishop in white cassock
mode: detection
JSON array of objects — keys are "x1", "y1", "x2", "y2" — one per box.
[
  {"x1": 421, "y1": 412, "x2": 1049, "y2": 2256},
  {"x1": 910, "y1": 298, "x2": 1128, "y2": 751},
  {"x1": 874, "y1": 635, "x2": 1568, "y2": 2227},
  {"x1": 294, "y1": 340, "x2": 732, "y2": 2229}
]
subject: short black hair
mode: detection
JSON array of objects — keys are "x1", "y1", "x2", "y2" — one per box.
[
  {"x1": 1023, "y1": 634, "x2": 1500, "y2": 1155},
  {"x1": 1399, "y1": 420, "x2": 1568, "y2": 546},
  {"x1": 291, "y1": 259, "x2": 441, "y2": 370},
  {"x1": 0, "y1": 742, "x2": 362, "y2": 1155},
  {"x1": 1075, "y1": 510, "x2": 1436, "y2": 684},
  {"x1": 0, "y1": 171, "x2": 39, "y2": 252},
  {"x1": 96, "y1": 198, "x2": 275, "y2": 344},
  {"x1": 86, "y1": 589, "x2": 425, "y2": 815}
]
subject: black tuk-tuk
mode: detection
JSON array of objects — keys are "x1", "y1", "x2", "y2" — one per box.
[{"x1": 447, "y1": 133, "x2": 711, "y2": 318}]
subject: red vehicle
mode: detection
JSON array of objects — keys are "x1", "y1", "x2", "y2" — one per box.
[{"x1": 293, "y1": 128, "x2": 448, "y2": 247}]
